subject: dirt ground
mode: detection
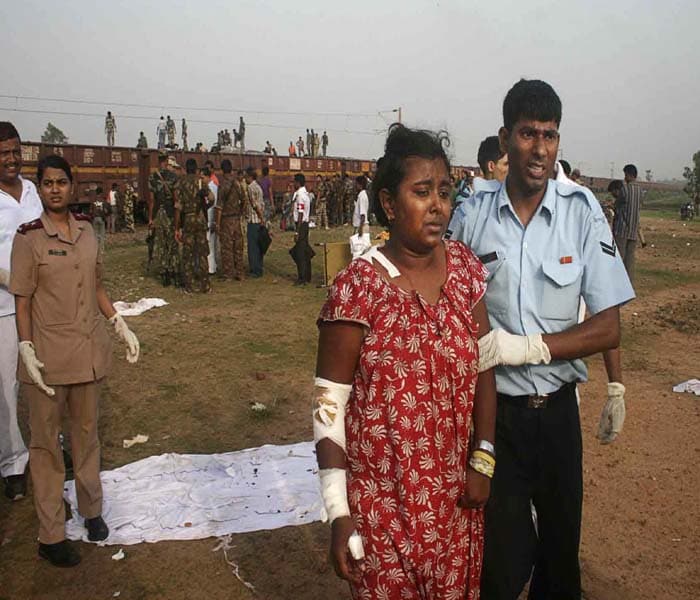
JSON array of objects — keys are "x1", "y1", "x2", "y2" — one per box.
[{"x1": 0, "y1": 214, "x2": 698, "y2": 600}]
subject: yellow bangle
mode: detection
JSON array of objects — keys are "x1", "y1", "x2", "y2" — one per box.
[
  {"x1": 472, "y1": 450, "x2": 496, "y2": 467},
  {"x1": 469, "y1": 455, "x2": 495, "y2": 478}
]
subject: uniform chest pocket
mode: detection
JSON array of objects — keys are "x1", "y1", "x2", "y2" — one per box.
[
  {"x1": 37, "y1": 252, "x2": 79, "y2": 326},
  {"x1": 541, "y1": 260, "x2": 582, "y2": 321},
  {"x1": 482, "y1": 253, "x2": 512, "y2": 316}
]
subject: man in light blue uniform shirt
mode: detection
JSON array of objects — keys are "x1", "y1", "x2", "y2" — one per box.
[{"x1": 448, "y1": 80, "x2": 634, "y2": 600}]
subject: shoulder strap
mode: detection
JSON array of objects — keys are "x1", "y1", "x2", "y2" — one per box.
[{"x1": 359, "y1": 246, "x2": 401, "y2": 278}]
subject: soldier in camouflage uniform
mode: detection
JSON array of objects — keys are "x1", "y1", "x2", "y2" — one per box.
[
  {"x1": 327, "y1": 173, "x2": 341, "y2": 226},
  {"x1": 174, "y1": 159, "x2": 211, "y2": 293},
  {"x1": 215, "y1": 159, "x2": 247, "y2": 280},
  {"x1": 166, "y1": 116, "x2": 176, "y2": 148},
  {"x1": 148, "y1": 153, "x2": 180, "y2": 286},
  {"x1": 341, "y1": 171, "x2": 355, "y2": 225},
  {"x1": 123, "y1": 182, "x2": 136, "y2": 233},
  {"x1": 315, "y1": 175, "x2": 329, "y2": 229}
]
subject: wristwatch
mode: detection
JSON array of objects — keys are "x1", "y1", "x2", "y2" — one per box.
[{"x1": 476, "y1": 440, "x2": 495, "y2": 456}]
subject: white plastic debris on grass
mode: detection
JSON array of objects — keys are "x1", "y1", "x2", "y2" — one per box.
[
  {"x1": 123, "y1": 434, "x2": 149, "y2": 448},
  {"x1": 250, "y1": 402, "x2": 268, "y2": 413},
  {"x1": 113, "y1": 298, "x2": 168, "y2": 317},
  {"x1": 212, "y1": 535, "x2": 256, "y2": 592},
  {"x1": 672, "y1": 379, "x2": 700, "y2": 396},
  {"x1": 111, "y1": 548, "x2": 125, "y2": 561},
  {"x1": 63, "y1": 441, "x2": 322, "y2": 545}
]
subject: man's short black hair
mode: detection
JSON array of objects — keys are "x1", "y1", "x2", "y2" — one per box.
[
  {"x1": 185, "y1": 158, "x2": 198, "y2": 174},
  {"x1": 294, "y1": 173, "x2": 305, "y2": 185},
  {"x1": 0, "y1": 122, "x2": 20, "y2": 143},
  {"x1": 245, "y1": 166, "x2": 257, "y2": 180},
  {"x1": 623, "y1": 164, "x2": 638, "y2": 178},
  {"x1": 503, "y1": 79, "x2": 562, "y2": 131},
  {"x1": 204, "y1": 160, "x2": 214, "y2": 169},
  {"x1": 262, "y1": 166, "x2": 269, "y2": 176},
  {"x1": 607, "y1": 179, "x2": 623, "y2": 193},
  {"x1": 221, "y1": 159, "x2": 232, "y2": 173},
  {"x1": 477, "y1": 136, "x2": 505, "y2": 174},
  {"x1": 355, "y1": 175, "x2": 367, "y2": 188},
  {"x1": 201, "y1": 167, "x2": 212, "y2": 177},
  {"x1": 559, "y1": 159, "x2": 572, "y2": 176}
]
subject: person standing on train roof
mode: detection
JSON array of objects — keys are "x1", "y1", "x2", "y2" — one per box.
[
  {"x1": 10, "y1": 154, "x2": 140, "y2": 567},
  {"x1": 0, "y1": 122, "x2": 43, "y2": 503},
  {"x1": 322, "y1": 131, "x2": 328, "y2": 157},
  {"x1": 156, "y1": 116, "x2": 167, "y2": 150},
  {"x1": 105, "y1": 111, "x2": 116, "y2": 147}
]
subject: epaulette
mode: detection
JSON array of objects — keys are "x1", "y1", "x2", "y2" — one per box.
[
  {"x1": 74, "y1": 213, "x2": 93, "y2": 223},
  {"x1": 556, "y1": 181, "x2": 606, "y2": 218},
  {"x1": 16, "y1": 218, "x2": 44, "y2": 235},
  {"x1": 472, "y1": 178, "x2": 501, "y2": 195}
]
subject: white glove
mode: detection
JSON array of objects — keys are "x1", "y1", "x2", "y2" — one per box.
[
  {"x1": 109, "y1": 313, "x2": 140, "y2": 363},
  {"x1": 18, "y1": 341, "x2": 55, "y2": 397},
  {"x1": 597, "y1": 382, "x2": 626, "y2": 444},
  {"x1": 0, "y1": 267, "x2": 9, "y2": 287},
  {"x1": 478, "y1": 329, "x2": 552, "y2": 373}
]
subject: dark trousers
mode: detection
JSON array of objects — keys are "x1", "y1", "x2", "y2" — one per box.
[
  {"x1": 293, "y1": 222, "x2": 312, "y2": 283},
  {"x1": 246, "y1": 222, "x2": 264, "y2": 276},
  {"x1": 481, "y1": 383, "x2": 582, "y2": 600}
]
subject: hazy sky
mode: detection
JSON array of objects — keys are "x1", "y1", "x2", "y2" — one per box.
[{"x1": 1, "y1": 0, "x2": 698, "y2": 180}]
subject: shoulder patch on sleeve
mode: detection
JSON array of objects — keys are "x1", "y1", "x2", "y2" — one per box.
[
  {"x1": 16, "y1": 218, "x2": 44, "y2": 235},
  {"x1": 74, "y1": 213, "x2": 93, "y2": 223}
]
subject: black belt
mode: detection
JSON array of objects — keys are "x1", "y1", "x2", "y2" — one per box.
[{"x1": 497, "y1": 382, "x2": 576, "y2": 409}]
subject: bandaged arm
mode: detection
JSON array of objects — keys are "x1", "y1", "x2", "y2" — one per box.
[{"x1": 313, "y1": 377, "x2": 365, "y2": 560}]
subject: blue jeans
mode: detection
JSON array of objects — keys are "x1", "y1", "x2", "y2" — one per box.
[{"x1": 246, "y1": 223, "x2": 263, "y2": 276}]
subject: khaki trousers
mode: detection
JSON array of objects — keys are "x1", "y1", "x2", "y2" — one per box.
[{"x1": 25, "y1": 380, "x2": 103, "y2": 544}]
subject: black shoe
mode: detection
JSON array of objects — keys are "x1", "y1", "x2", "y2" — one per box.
[
  {"x1": 85, "y1": 516, "x2": 109, "y2": 542},
  {"x1": 4, "y1": 474, "x2": 27, "y2": 501},
  {"x1": 38, "y1": 541, "x2": 81, "y2": 567}
]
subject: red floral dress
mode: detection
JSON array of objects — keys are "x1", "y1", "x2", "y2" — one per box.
[{"x1": 318, "y1": 240, "x2": 488, "y2": 600}]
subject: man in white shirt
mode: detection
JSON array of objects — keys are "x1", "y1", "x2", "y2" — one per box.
[
  {"x1": 352, "y1": 175, "x2": 369, "y2": 235},
  {"x1": 291, "y1": 173, "x2": 313, "y2": 285},
  {"x1": 107, "y1": 183, "x2": 119, "y2": 234},
  {"x1": 201, "y1": 167, "x2": 219, "y2": 275},
  {"x1": 0, "y1": 122, "x2": 43, "y2": 500}
]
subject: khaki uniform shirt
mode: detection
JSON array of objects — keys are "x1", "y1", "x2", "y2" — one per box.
[{"x1": 9, "y1": 212, "x2": 112, "y2": 385}]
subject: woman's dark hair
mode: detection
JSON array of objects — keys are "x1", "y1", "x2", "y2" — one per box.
[
  {"x1": 503, "y1": 79, "x2": 562, "y2": 131},
  {"x1": 371, "y1": 123, "x2": 451, "y2": 227},
  {"x1": 37, "y1": 154, "x2": 73, "y2": 183}
]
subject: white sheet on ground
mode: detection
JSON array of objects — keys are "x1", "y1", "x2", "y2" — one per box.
[
  {"x1": 64, "y1": 441, "x2": 322, "y2": 545},
  {"x1": 672, "y1": 379, "x2": 700, "y2": 396},
  {"x1": 113, "y1": 298, "x2": 168, "y2": 317}
]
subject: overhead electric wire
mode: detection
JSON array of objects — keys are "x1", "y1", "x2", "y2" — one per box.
[
  {"x1": 0, "y1": 93, "x2": 396, "y2": 120},
  {"x1": 0, "y1": 106, "x2": 385, "y2": 137}
]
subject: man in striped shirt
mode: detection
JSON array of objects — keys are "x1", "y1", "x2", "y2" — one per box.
[{"x1": 612, "y1": 163, "x2": 642, "y2": 283}]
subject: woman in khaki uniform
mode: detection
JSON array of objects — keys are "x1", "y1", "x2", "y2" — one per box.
[{"x1": 9, "y1": 155, "x2": 139, "y2": 568}]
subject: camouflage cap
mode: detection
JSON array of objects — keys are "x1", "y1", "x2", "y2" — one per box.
[
  {"x1": 168, "y1": 156, "x2": 181, "y2": 168},
  {"x1": 158, "y1": 151, "x2": 169, "y2": 161}
]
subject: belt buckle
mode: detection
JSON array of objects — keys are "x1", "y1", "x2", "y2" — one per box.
[{"x1": 528, "y1": 394, "x2": 548, "y2": 409}]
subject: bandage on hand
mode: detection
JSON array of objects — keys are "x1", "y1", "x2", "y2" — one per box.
[
  {"x1": 18, "y1": 341, "x2": 55, "y2": 397},
  {"x1": 597, "y1": 382, "x2": 626, "y2": 444},
  {"x1": 109, "y1": 313, "x2": 140, "y2": 363},
  {"x1": 477, "y1": 329, "x2": 551, "y2": 373}
]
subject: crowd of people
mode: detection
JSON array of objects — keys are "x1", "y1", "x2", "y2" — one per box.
[{"x1": 1, "y1": 77, "x2": 645, "y2": 599}]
